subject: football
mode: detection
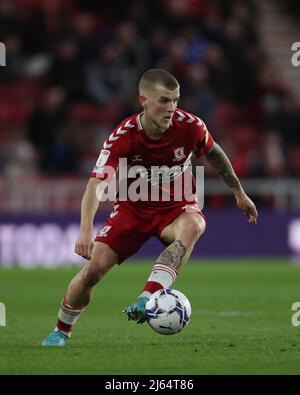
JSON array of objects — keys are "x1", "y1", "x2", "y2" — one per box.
[{"x1": 145, "y1": 288, "x2": 192, "y2": 335}]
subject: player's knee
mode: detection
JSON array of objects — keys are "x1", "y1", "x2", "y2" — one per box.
[
  {"x1": 181, "y1": 218, "x2": 205, "y2": 243},
  {"x1": 81, "y1": 262, "x2": 107, "y2": 287}
]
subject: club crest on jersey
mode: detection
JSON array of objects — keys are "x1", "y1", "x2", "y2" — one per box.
[{"x1": 173, "y1": 147, "x2": 185, "y2": 162}]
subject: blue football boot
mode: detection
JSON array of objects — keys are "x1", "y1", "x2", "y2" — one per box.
[
  {"x1": 41, "y1": 330, "x2": 69, "y2": 346},
  {"x1": 123, "y1": 296, "x2": 149, "y2": 323}
]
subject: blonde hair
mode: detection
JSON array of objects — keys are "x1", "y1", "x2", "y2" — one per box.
[{"x1": 139, "y1": 69, "x2": 179, "y2": 94}]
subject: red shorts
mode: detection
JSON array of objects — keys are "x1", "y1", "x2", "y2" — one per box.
[{"x1": 95, "y1": 202, "x2": 205, "y2": 263}]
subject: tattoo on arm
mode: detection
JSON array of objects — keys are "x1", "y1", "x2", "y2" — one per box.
[
  {"x1": 157, "y1": 240, "x2": 187, "y2": 271},
  {"x1": 205, "y1": 143, "x2": 242, "y2": 192}
]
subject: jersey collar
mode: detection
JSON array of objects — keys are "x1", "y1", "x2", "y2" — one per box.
[
  {"x1": 136, "y1": 113, "x2": 143, "y2": 131},
  {"x1": 136, "y1": 112, "x2": 174, "y2": 131}
]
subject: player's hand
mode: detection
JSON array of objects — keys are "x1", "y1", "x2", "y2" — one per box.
[
  {"x1": 75, "y1": 230, "x2": 94, "y2": 260},
  {"x1": 235, "y1": 192, "x2": 258, "y2": 224}
]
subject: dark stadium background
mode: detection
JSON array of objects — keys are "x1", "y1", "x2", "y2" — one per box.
[
  {"x1": 0, "y1": 0, "x2": 300, "y2": 266},
  {"x1": 1, "y1": 0, "x2": 300, "y2": 376}
]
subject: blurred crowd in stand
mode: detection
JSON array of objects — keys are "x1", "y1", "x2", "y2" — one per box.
[{"x1": 0, "y1": 0, "x2": 300, "y2": 209}]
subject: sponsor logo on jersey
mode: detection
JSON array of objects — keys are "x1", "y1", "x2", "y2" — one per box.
[
  {"x1": 131, "y1": 153, "x2": 192, "y2": 184},
  {"x1": 93, "y1": 157, "x2": 204, "y2": 208},
  {"x1": 132, "y1": 154, "x2": 143, "y2": 162}
]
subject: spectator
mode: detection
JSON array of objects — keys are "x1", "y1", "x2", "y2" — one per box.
[
  {"x1": 27, "y1": 87, "x2": 77, "y2": 175},
  {"x1": 85, "y1": 41, "x2": 136, "y2": 106},
  {"x1": 46, "y1": 37, "x2": 86, "y2": 101},
  {"x1": 0, "y1": 0, "x2": 298, "y2": 190}
]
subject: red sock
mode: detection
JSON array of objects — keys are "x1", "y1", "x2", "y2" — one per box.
[
  {"x1": 55, "y1": 298, "x2": 85, "y2": 337},
  {"x1": 142, "y1": 281, "x2": 163, "y2": 294},
  {"x1": 56, "y1": 320, "x2": 72, "y2": 334},
  {"x1": 139, "y1": 263, "x2": 177, "y2": 299}
]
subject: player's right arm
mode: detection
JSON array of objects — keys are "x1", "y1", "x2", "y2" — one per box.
[
  {"x1": 75, "y1": 118, "x2": 133, "y2": 259},
  {"x1": 75, "y1": 177, "x2": 105, "y2": 260}
]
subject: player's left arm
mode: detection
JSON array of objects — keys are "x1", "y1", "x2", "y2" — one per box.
[{"x1": 205, "y1": 142, "x2": 258, "y2": 224}]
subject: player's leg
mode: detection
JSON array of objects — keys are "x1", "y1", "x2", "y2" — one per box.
[
  {"x1": 124, "y1": 212, "x2": 205, "y2": 323},
  {"x1": 157, "y1": 212, "x2": 206, "y2": 270},
  {"x1": 42, "y1": 242, "x2": 118, "y2": 346},
  {"x1": 42, "y1": 202, "x2": 150, "y2": 345},
  {"x1": 65, "y1": 241, "x2": 118, "y2": 307}
]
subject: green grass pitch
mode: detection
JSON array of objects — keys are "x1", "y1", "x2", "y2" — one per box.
[{"x1": 1, "y1": 260, "x2": 300, "y2": 375}]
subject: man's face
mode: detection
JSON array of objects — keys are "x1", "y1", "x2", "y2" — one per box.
[{"x1": 140, "y1": 84, "x2": 180, "y2": 131}]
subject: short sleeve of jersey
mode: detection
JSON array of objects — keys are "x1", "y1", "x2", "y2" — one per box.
[
  {"x1": 193, "y1": 119, "x2": 214, "y2": 157},
  {"x1": 91, "y1": 126, "x2": 132, "y2": 182}
]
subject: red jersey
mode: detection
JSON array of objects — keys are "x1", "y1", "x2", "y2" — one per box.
[{"x1": 91, "y1": 108, "x2": 214, "y2": 208}]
